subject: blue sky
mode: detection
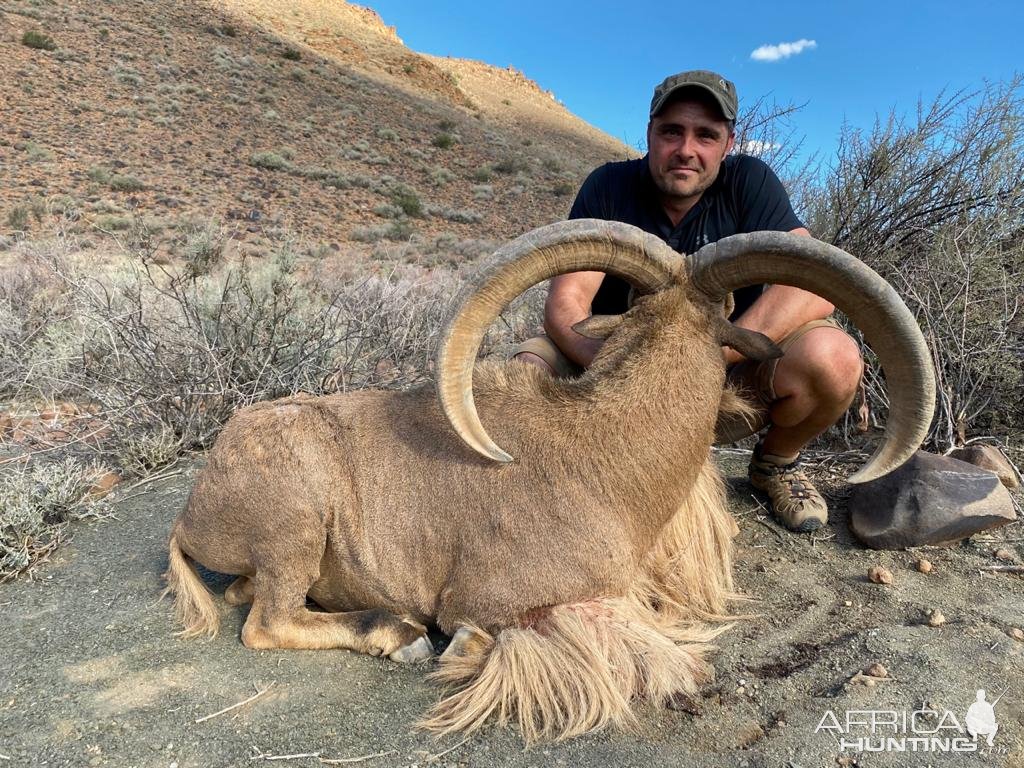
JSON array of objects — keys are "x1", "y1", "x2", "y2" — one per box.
[{"x1": 365, "y1": 0, "x2": 1019, "y2": 163}]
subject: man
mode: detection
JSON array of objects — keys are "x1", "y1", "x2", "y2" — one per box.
[{"x1": 513, "y1": 70, "x2": 864, "y2": 533}]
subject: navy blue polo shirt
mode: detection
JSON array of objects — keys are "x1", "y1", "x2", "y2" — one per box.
[{"x1": 568, "y1": 154, "x2": 804, "y2": 319}]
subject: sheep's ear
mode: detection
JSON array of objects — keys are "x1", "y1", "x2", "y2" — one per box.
[
  {"x1": 572, "y1": 314, "x2": 624, "y2": 340},
  {"x1": 712, "y1": 316, "x2": 783, "y2": 362}
]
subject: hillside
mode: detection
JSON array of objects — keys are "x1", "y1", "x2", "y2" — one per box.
[{"x1": 1, "y1": 0, "x2": 634, "y2": 263}]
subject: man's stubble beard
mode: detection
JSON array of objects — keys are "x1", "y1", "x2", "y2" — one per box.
[{"x1": 651, "y1": 169, "x2": 715, "y2": 207}]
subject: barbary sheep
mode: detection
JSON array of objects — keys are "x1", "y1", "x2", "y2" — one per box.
[{"x1": 164, "y1": 219, "x2": 934, "y2": 742}]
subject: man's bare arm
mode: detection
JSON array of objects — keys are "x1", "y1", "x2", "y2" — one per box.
[
  {"x1": 543, "y1": 271, "x2": 607, "y2": 367},
  {"x1": 723, "y1": 228, "x2": 835, "y2": 366}
]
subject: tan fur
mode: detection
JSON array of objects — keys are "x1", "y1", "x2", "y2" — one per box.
[
  {"x1": 164, "y1": 281, "x2": 751, "y2": 741},
  {"x1": 421, "y1": 597, "x2": 725, "y2": 744},
  {"x1": 163, "y1": 533, "x2": 220, "y2": 638},
  {"x1": 420, "y1": 453, "x2": 741, "y2": 742}
]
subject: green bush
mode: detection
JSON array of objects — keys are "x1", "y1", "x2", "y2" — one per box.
[
  {"x1": 21, "y1": 30, "x2": 56, "y2": 51},
  {"x1": 6, "y1": 206, "x2": 30, "y2": 231},
  {"x1": 389, "y1": 184, "x2": 423, "y2": 218},
  {"x1": 494, "y1": 156, "x2": 529, "y2": 175},
  {"x1": 250, "y1": 151, "x2": 290, "y2": 170},
  {"x1": 432, "y1": 132, "x2": 456, "y2": 149},
  {"x1": 108, "y1": 174, "x2": 145, "y2": 192}
]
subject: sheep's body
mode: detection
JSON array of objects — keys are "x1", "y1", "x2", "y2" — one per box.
[{"x1": 170, "y1": 285, "x2": 728, "y2": 636}]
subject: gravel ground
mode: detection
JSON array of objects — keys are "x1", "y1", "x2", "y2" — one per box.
[{"x1": 1, "y1": 455, "x2": 1022, "y2": 768}]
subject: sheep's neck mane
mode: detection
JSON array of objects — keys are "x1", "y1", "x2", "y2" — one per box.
[{"x1": 551, "y1": 289, "x2": 724, "y2": 540}]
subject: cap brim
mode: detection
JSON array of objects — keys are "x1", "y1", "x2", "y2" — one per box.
[{"x1": 651, "y1": 83, "x2": 736, "y2": 121}]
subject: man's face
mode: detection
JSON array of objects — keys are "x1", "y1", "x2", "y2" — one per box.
[{"x1": 646, "y1": 98, "x2": 735, "y2": 206}]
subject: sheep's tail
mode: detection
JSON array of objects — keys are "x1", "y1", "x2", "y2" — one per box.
[
  {"x1": 162, "y1": 531, "x2": 220, "y2": 638},
  {"x1": 418, "y1": 598, "x2": 724, "y2": 744}
]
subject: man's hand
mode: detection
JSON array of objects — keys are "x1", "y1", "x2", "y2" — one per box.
[{"x1": 544, "y1": 271, "x2": 606, "y2": 367}]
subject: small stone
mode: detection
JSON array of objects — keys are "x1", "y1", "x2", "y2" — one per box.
[
  {"x1": 88, "y1": 471, "x2": 121, "y2": 497},
  {"x1": 864, "y1": 662, "x2": 888, "y2": 678},
  {"x1": 1007, "y1": 628, "x2": 1024, "y2": 642},
  {"x1": 927, "y1": 609, "x2": 946, "y2": 627},
  {"x1": 735, "y1": 686, "x2": 746, "y2": 695},
  {"x1": 915, "y1": 558, "x2": 933, "y2": 573},
  {"x1": 836, "y1": 757, "x2": 857, "y2": 767},
  {"x1": 843, "y1": 600, "x2": 852, "y2": 607},
  {"x1": 733, "y1": 720, "x2": 765, "y2": 749},
  {"x1": 949, "y1": 444, "x2": 1020, "y2": 489},
  {"x1": 868, "y1": 565, "x2": 893, "y2": 584},
  {"x1": 665, "y1": 691, "x2": 702, "y2": 715},
  {"x1": 994, "y1": 548, "x2": 1015, "y2": 562}
]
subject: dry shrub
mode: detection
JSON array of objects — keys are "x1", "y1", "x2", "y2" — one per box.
[
  {"x1": 0, "y1": 232, "x2": 541, "y2": 477},
  {"x1": 0, "y1": 458, "x2": 113, "y2": 582},
  {"x1": 769, "y1": 78, "x2": 1024, "y2": 449}
]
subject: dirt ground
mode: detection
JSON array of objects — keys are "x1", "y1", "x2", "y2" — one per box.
[{"x1": 1, "y1": 453, "x2": 1022, "y2": 768}]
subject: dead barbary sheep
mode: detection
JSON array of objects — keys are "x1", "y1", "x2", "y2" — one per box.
[{"x1": 163, "y1": 221, "x2": 935, "y2": 743}]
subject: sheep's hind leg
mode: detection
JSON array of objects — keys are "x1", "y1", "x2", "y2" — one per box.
[
  {"x1": 441, "y1": 626, "x2": 490, "y2": 660},
  {"x1": 242, "y1": 576, "x2": 433, "y2": 663},
  {"x1": 224, "y1": 576, "x2": 254, "y2": 606}
]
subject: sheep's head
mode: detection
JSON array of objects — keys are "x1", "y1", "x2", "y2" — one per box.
[{"x1": 436, "y1": 220, "x2": 935, "y2": 484}]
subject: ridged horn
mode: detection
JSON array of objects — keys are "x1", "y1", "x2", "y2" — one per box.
[
  {"x1": 687, "y1": 231, "x2": 935, "y2": 484},
  {"x1": 436, "y1": 219, "x2": 681, "y2": 462}
]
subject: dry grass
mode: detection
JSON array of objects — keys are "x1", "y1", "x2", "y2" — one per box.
[{"x1": 0, "y1": 458, "x2": 113, "y2": 582}]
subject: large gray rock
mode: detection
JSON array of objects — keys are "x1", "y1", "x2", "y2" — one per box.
[
  {"x1": 948, "y1": 444, "x2": 1020, "y2": 489},
  {"x1": 849, "y1": 450, "x2": 1017, "y2": 549}
]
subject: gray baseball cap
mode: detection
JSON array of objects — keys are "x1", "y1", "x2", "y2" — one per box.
[{"x1": 649, "y1": 70, "x2": 738, "y2": 121}]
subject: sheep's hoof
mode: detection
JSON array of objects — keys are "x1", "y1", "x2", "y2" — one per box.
[
  {"x1": 441, "y1": 626, "x2": 489, "y2": 659},
  {"x1": 388, "y1": 635, "x2": 434, "y2": 664}
]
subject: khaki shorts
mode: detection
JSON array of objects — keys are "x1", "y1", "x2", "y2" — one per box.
[{"x1": 510, "y1": 318, "x2": 850, "y2": 441}]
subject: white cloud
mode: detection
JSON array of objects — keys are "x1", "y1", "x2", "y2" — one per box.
[
  {"x1": 740, "y1": 140, "x2": 779, "y2": 156},
  {"x1": 750, "y1": 39, "x2": 817, "y2": 62}
]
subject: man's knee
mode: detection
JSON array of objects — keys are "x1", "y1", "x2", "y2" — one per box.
[{"x1": 779, "y1": 328, "x2": 863, "y2": 402}]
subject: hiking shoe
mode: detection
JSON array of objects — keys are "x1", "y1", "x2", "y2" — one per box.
[{"x1": 748, "y1": 443, "x2": 828, "y2": 532}]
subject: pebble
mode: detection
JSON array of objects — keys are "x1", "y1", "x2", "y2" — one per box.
[
  {"x1": 927, "y1": 609, "x2": 946, "y2": 627},
  {"x1": 733, "y1": 720, "x2": 765, "y2": 748},
  {"x1": 915, "y1": 558, "x2": 933, "y2": 573},
  {"x1": 868, "y1": 565, "x2": 894, "y2": 584},
  {"x1": 1007, "y1": 627, "x2": 1024, "y2": 642},
  {"x1": 843, "y1": 600, "x2": 852, "y2": 607},
  {"x1": 864, "y1": 662, "x2": 888, "y2": 678},
  {"x1": 994, "y1": 548, "x2": 1015, "y2": 562}
]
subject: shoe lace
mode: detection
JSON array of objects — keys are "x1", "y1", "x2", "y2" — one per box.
[{"x1": 758, "y1": 458, "x2": 819, "y2": 501}]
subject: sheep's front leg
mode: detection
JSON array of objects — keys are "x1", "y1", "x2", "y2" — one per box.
[{"x1": 241, "y1": 575, "x2": 433, "y2": 663}]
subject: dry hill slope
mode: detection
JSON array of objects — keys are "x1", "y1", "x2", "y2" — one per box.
[{"x1": 1, "y1": 0, "x2": 634, "y2": 261}]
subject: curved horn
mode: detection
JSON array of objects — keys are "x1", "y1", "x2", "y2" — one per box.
[
  {"x1": 687, "y1": 231, "x2": 935, "y2": 484},
  {"x1": 437, "y1": 219, "x2": 681, "y2": 463}
]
